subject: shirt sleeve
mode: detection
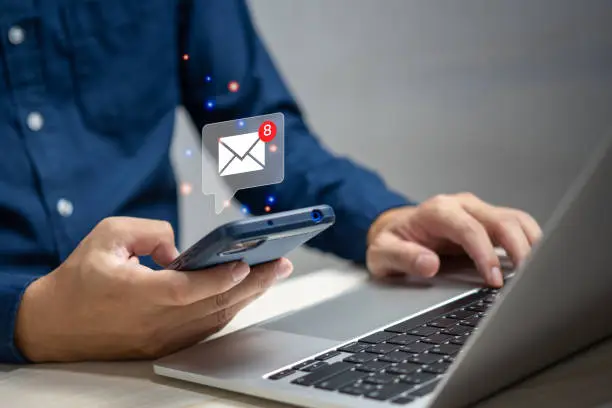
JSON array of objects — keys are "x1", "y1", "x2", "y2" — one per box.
[
  {"x1": 0, "y1": 273, "x2": 37, "y2": 364},
  {"x1": 179, "y1": 0, "x2": 416, "y2": 263}
]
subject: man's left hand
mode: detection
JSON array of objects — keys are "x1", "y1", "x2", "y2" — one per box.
[{"x1": 366, "y1": 193, "x2": 542, "y2": 287}]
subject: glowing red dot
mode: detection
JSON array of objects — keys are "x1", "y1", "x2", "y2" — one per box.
[
  {"x1": 224, "y1": 200, "x2": 231, "y2": 208},
  {"x1": 264, "y1": 206, "x2": 271, "y2": 213},
  {"x1": 269, "y1": 144, "x2": 278, "y2": 153},
  {"x1": 182, "y1": 54, "x2": 189, "y2": 61},
  {"x1": 228, "y1": 81, "x2": 240, "y2": 93}
]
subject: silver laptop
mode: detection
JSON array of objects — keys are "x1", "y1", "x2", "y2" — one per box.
[{"x1": 155, "y1": 132, "x2": 612, "y2": 408}]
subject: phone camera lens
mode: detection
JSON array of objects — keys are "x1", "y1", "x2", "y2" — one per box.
[{"x1": 311, "y1": 209, "x2": 323, "y2": 223}]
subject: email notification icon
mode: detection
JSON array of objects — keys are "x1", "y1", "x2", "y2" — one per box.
[{"x1": 218, "y1": 132, "x2": 265, "y2": 177}]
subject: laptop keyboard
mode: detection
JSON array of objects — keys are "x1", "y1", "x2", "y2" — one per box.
[{"x1": 266, "y1": 286, "x2": 502, "y2": 405}]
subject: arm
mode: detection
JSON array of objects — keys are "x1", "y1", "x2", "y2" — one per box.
[
  {"x1": 179, "y1": 0, "x2": 415, "y2": 263},
  {"x1": 0, "y1": 274, "x2": 38, "y2": 363}
]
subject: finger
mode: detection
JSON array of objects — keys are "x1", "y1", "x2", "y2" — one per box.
[
  {"x1": 181, "y1": 258, "x2": 292, "y2": 317},
  {"x1": 462, "y1": 202, "x2": 538, "y2": 265},
  {"x1": 441, "y1": 209, "x2": 503, "y2": 287},
  {"x1": 460, "y1": 197, "x2": 542, "y2": 246},
  {"x1": 490, "y1": 218, "x2": 531, "y2": 267},
  {"x1": 512, "y1": 210, "x2": 543, "y2": 245},
  {"x1": 368, "y1": 232, "x2": 440, "y2": 278},
  {"x1": 97, "y1": 217, "x2": 179, "y2": 267},
  {"x1": 153, "y1": 292, "x2": 262, "y2": 358},
  {"x1": 135, "y1": 260, "x2": 252, "y2": 306}
]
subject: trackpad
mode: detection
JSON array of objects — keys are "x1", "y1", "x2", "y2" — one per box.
[{"x1": 258, "y1": 278, "x2": 476, "y2": 341}]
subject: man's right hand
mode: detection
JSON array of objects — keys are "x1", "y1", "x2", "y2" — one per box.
[{"x1": 14, "y1": 217, "x2": 293, "y2": 363}]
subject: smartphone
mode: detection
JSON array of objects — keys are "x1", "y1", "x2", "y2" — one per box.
[{"x1": 167, "y1": 205, "x2": 335, "y2": 271}]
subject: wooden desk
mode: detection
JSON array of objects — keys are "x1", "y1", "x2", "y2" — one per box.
[{"x1": 1, "y1": 268, "x2": 611, "y2": 408}]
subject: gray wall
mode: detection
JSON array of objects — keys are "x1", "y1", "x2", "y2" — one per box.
[{"x1": 171, "y1": 0, "x2": 612, "y2": 275}]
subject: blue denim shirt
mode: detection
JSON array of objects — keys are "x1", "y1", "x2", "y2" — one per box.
[{"x1": 0, "y1": 0, "x2": 411, "y2": 363}]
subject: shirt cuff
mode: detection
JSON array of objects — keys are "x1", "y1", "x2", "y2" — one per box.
[
  {"x1": 0, "y1": 274, "x2": 38, "y2": 364},
  {"x1": 341, "y1": 188, "x2": 415, "y2": 264}
]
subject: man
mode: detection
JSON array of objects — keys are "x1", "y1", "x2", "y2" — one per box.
[{"x1": 0, "y1": 0, "x2": 541, "y2": 364}]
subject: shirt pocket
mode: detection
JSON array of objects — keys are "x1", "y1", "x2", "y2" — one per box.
[{"x1": 61, "y1": 0, "x2": 178, "y2": 135}]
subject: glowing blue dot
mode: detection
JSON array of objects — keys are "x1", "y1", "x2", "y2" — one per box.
[
  {"x1": 241, "y1": 206, "x2": 249, "y2": 215},
  {"x1": 205, "y1": 75, "x2": 212, "y2": 83},
  {"x1": 206, "y1": 100, "x2": 215, "y2": 110},
  {"x1": 185, "y1": 149, "x2": 192, "y2": 157},
  {"x1": 266, "y1": 196, "x2": 275, "y2": 204},
  {"x1": 237, "y1": 120, "x2": 245, "y2": 128}
]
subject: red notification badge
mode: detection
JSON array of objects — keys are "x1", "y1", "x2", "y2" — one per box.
[{"x1": 258, "y1": 121, "x2": 277, "y2": 143}]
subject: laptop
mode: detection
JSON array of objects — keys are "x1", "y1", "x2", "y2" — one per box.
[{"x1": 154, "y1": 132, "x2": 612, "y2": 408}]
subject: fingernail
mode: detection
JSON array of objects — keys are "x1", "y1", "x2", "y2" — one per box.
[
  {"x1": 276, "y1": 259, "x2": 293, "y2": 280},
  {"x1": 231, "y1": 262, "x2": 250, "y2": 282},
  {"x1": 415, "y1": 254, "x2": 438, "y2": 277},
  {"x1": 490, "y1": 266, "x2": 503, "y2": 287}
]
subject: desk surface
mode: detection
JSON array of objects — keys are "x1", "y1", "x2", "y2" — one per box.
[{"x1": 1, "y1": 267, "x2": 612, "y2": 408}]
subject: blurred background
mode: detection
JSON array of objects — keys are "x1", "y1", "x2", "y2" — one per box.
[{"x1": 172, "y1": 0, "x2": 612, "y2": 276}]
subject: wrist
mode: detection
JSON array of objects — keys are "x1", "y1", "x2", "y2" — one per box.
[{"x1": 14, "y1": 274, "x2": 57, "y2": 363}]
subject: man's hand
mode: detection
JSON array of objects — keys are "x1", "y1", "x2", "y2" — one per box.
[
  {"x1": 15, "y1": 217, "x2": 293, "y2": 363},
  {"x1": 367, "y1": 193, "x2": 542, "y2": 287}
]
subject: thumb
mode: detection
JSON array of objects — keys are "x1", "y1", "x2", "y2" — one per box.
[
  {"x1": 99, "y1": 217, "x2": 179, "y2": 268},
  {"x1": 369, "y1": 234, "x2": 440, "y2": 278}
]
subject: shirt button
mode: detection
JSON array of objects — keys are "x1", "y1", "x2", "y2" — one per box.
[
  {"x1": 27, "y1": 112, "x2": 44, "y2": 131},
  {"x1": 8, "y1": 26, "x2": 25, "y2": 45},
  {"x1": 57, "y1": 199, "x2": 74, "y2": 218}
]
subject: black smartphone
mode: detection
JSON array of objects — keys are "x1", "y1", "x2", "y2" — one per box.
[{"x1": 167, "y1": 205, "x2": 335, "y2": 271}]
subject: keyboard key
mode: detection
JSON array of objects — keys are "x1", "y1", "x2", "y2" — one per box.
[
  {"x1": 385, "y1": 322, "x2": 415, "y2": 334},
  {"x1": 445, "y1": 310, "x2": 474, "y2": 320},
  {"x1": 344, "y1": 352, "x2": 377, "y2": 364},
  {"x1": 392, "y1": 396, "x2": 416, "y2": 405},
  {"x1": 365, "y1": 382, "x2": 415, "y2": 401},
  {"x1": 302, "y1": 361, "x2": 328, "y2": 372},
  {"x1": 314, "y1": 370, "x2": 367, "y2": 390},
  {"x1": 422, "y1": 361, "x2": 451, "y2": 374},
  {"x1": 483, "y1": 294, "x2": 497, "y2": 303},
  {"x1": 315, "y1": 350, "x2": 341, "y2": 361},
  {"x1": 398, "y1": 342, "x2": 433, "y2": 353},
  {"x1": 450, "y1": 336, "x2": 469, "y2": 346},
  {"x1": 410, "y1": 379, "x2": 440, "y2": 397},
  {"x1": 429, "y1": 343, "x2": 461, "y2": 356},
  {"x1": 387, "y1": 334, "x2": 421, "y2": 346},
  {"x1": 365, "y1": 343, "x2": 397, "y2": 354},
  {"x1": 400, "y1": 371, "x2": 437, "y2": 384},
  {"x1": 427, "y1": 318, "x2": 456, "y2": 328},
  {"x1": 421, "y1": 334, "x2": 453, "y2": 345},
  {"x1": 466, "y1": 303, "x2": 488, "y2": 313},
  {"x1": 441, "y1": 325, "x2": 472, "y2": 336},
  {"x1": 407, "y1": 326, "x2": 438, "y2": 337},
  {"x1": 364, "y1": 373, "x2": 396, "y2": 385},
  {"x1": 379, "y1": 351, "x2": 413, "y2": 363},
  {"x1": 338, "y1": 342, "x2": 369, "y2": 353},
  {"x1": 355, "y1": 360, "x2": 391, "y2": 373},
  {"x1": 268, "y1": 369, "x2": 295, "y2": 380},
  {"x1": 460, "y1": 315, "x2": 482, "y2": 327},
  {"x1": 360, "y1": 331, "x2": 397, "y2": 344},
  {"x1": 386, "y1": 362, "x2": 421, "y2": 375},
  {"x1": 444, "y1": 355, "x2": 456, "y2": 363},
  {"x1": 339, "y1": 382, "x2": 378, "y2": 396},
  {"x1": 291, "y1": 362, "x2": 353, "y2": 386},
  {"x1": 407, "y1": 353, "x2": 442, "y2": 365},
  {"x1": 292, "y1": 360, "x2": 314, "y2": 370}
]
